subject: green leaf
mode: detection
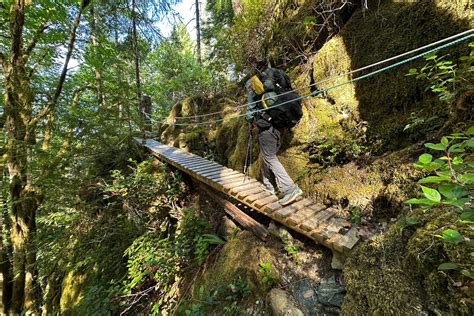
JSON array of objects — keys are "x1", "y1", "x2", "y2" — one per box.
[
  {"x1": 425, "y1": 52, "x2": 438, "y2": 60},
  {"x1": 438, "y1": 183, "x2": 468, "y2": 199},
  {"x1": 440, "y1": 229, "x2": 463, "y2": 244},
  {"x1": 406, "y1": 217, "x2": 418, "y2": 225},
  {"x1": 418, "y1": 176, "x2": 449, "y2": 184},
  {"x1": 464, "y1": 138, "x2": 474, "y2": 148},
  {"x1": 460, "y1": 211, "x2": 474, "y2": 223},
  {"x1": 444, "y1": 198, "x2": 469, "y2": 210},
  {"x1": 437, "y1": 262, "x2": 459, "y2": 270},
  {"x1": 405, "y1": 198, "x2": 437, "y2": 206},
  {"x1": 425, "y1": 143, "x2": 446, "y2": 151},
  {"x1": 466, "y1": 126, "x2": 474, "y2": 135},
  {"x1": 461, "y1": 270, "x2": 474, "y2": 279},
  {"x1": 418, "y1": 153, "x2": 433, "y2": 164},
  {"x1": 448, "y1": 143, "x2": 463, "y2": 153},
  {"x1": 458, "y1": 173, "x2": 474, "y2": 184},
  {"x1": 303, "y1": 16, "x2": 317, "y2": 25},
  {"x1": 452, "y1": 156, "x2": 463, "y2": 165},
  {"x1": 421, "y1": 186, "x2": 441, "y2": 202},
  {"x1": 441, "y1": 137, "x2": 449, "y2": 146}
]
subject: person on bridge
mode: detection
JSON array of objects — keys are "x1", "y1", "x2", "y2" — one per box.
[{"x1": 245, "y1": 69, "x2": 303, "y2": 206}]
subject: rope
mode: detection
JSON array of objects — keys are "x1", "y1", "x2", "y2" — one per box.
[
  {"x1": 172, "y1": 29, "x2": 473, "y2": 121},
  {"x1": 143, "y1": 31, "x2": 473, "y2": 126}
]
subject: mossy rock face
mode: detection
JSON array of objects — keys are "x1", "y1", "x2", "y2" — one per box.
[
  {"x1": 190, "y1": 231, "x2": 280, "y2": 315},
  {"x1": 342, "y1": 208, "x2": 474, "y2": 315},
  {"x1": 311, "y1": 0, "x2": 473, "y2": 153}
]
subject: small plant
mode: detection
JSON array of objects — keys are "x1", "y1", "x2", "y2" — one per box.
[
  {"x1": 257, "y1": 261, "x2": 278, "y2": 287},
  {"x1": 407, "y1": 43, "x2": 473, "y2": 103},
  {"x1": 194, "y1": 233, "x2": 226, "y2": 265},
  {"x1": 281, "y1": 231, "x2": 300, "y2": 262},
  {"x1": 348, "y1": 206, "x2": 362, "y2": 224},
  {"x1": 284, "y1": 243, "x2": 300, "y2": 262},
  {"x1": 406, "y1": 126, "x2": 473, "y2": 277},
  {"x1": 180, "y1": 276, "x2": 251, "y2": 315}
]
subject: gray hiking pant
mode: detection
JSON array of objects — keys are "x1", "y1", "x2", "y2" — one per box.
[{"x1": 258, "y1": 127, "x2": 296, "y2": 195}]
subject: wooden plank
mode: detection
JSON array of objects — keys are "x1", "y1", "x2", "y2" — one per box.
[
  {"x1": 201, "y1": 168, "x2": 236, "y2": 178},
  {"x1": 221, "y1": 178, "x2": 257, "y2": 189},
  {"x1": 274, "y1": 204, "x2": 298, "y2": 220},
  {"x1": 310, "y1": 222, "x2": 330, "y2": 243},
  {"x1": 189, "y1": 162, "x2": 222, "y2": 171},
  {"x1": 198, "y1": 167, "x2": 233, "y2": 178},
  {"x1": 208, "y1": 172, "x2": 242, "y2": 182},
  {"x1": 200, "y1": 184, "x2": 268, "y2": 241},
  {"x1": 300, "y1": 209, "x2": 335, "y2": 232},
  {"x1": 288, "y1": 198, "x2": 313, "y2": 210},
  {"x1": 286, "y1": 204, "x2": 324, "y2": 226},
  {"x1": 261, "y1": 201, "x2": 283, "y2": 214},
  {"x1": 210, "y1": 175, "x2": 245, "y2": 186},
  {"x1": 332, "y1": 227, "x2": 359, "y2": 253},
  {"x1": 181, "y1": 160, "x2": 211, "y2": 168},
  {"x1": 173, "y1": 157, "x2": 202, "y2": 166},
  {"x1": 245, "y1": 191, "x2": 271, "y2": 203},
  {"x1": 193, "y1": 164, "x2": 225, "y2": 174},
  {"x1": 315, "y1": 217, "x2": 346, "y2": 245},
  {"x1": 228, "y1": 181, "x2": 261, "y2": 195},
  {"x1": 253, "y1": 195, "x2": 279, "y2": 209},
  {"x1": 236, "y1": 186, "x2": 263, "y2": 199}
]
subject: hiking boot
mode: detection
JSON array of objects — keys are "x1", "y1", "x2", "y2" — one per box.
[
  {"x1": 261, "y1": 184, "x2": 276, "y2": 195},
  {"x1": 279, "y1": 186, "x2": 303, "y2": 206}
]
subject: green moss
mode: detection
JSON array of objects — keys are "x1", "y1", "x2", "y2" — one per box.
[
  {"x1": 60, "y1": 271, "x2": 86, "y2": 313},
  {"x1": 189, "y1": 231, "x2": 280, "y2": 315},
  {"x1": 311, "y1": 0, "x2": 473, "y2": 153},
  {"x1": 342, "y1": 208, "x2": 474, "y2": 315}
]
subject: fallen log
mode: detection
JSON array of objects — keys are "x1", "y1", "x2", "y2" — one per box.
[{"x1": 199, "y1": 183, "x2": 269, "y2": 241}]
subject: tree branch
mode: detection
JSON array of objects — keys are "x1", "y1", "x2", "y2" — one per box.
[
  {"x1": 51, "y1": 9, "x2": 83, "y2": 108},
  {"x1": 29, "y1": 6, "x2": 85, "y2": 129},
  {"x1": 0, "y1": 52, "x2": 4, "y2": 68},
  {"x1": 23, "y1": 22, "x2": 48, "y2": 61}
]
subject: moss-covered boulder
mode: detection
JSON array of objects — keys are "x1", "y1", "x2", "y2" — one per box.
[
  {"x1": 188, "y1": 231, "x2": 280, "y2": 315},
  {"x1": 342, "y1": 208, "x2": 474, "y2": 315}
]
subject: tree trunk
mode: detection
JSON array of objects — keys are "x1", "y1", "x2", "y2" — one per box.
[
  {"x1": 131, "y1": 0, "x2": 144, "y2": 127},
  {"x1": 42, "y1": 7, "x2": 84, "y2": 150},
  {"x1": 3, "y1": 1, "x2": 39, "y2": 309},
  {"x1": 141, "y1": 95, "x2": 152, "y2": 132},
  {"x1": 90, "y1": 4, "x2": 105, "y2": 108},
  {"x1": 2, "y1": 1, "x2": 86, "y2": 312},
  {"x1": 0, "y1": 163, "x2": 11, "y2": 316},
  {"x1": 195, "y1": 0, "x2": 202, "y2": 66}
]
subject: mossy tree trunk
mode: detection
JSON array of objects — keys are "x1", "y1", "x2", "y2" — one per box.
[
  {"x1": 2, "y1": 1, "x2": 38, "y2": 312},
  {"x1": 1, "y1": 0, "x2": 86, "y2": 312}
]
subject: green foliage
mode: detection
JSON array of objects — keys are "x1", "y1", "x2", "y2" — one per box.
[
  {"x1": 406, "y1": 126, "x2": 473, "y2": 276},
  {"x1": 309, "y1": 137, "x2": 365, "y2": 167},
  {"x1": 348, "y1": 206, "x2": 362, "y2": 224},
  {"x1": 122, "y1": 233, "x2": 181, "y2": 293},
  {"x1": 143, "y1": 24, "x2": 228, "y2": 120},
  {"x1": 407, "y1": 42, "x2": 474, "y2": 103},
  {"x1": 195, "y1": 233, "x2": 226, "y2": 265},
  {"x1": 257, "y1": 261, "x2": 278, "y2": 287},
  {"x1": 280, "y1": 232, "x2": 300, "y2": 262},
  {"x1": 118, "y1": 205, "x2": 222, "y2": 313},
  {"x1": 105, "y1": 158, "x2": 186, "y2": 222},
  {"x1": 179, "y1": 276, "x2": 252, "y2": 315}
]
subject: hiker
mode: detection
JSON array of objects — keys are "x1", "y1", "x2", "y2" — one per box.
[{"x1": 245, "y1": 68, "x2": 303, "y2": 206}]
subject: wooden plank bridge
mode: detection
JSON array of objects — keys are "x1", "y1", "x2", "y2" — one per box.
[{"x1": 138, "y1": 138, "x2": 359, "y2": 256}]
